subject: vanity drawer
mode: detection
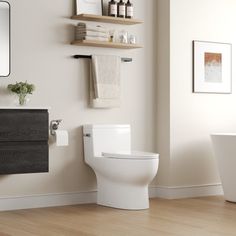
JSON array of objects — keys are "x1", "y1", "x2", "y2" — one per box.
[
  {"x1": 0, "y1": 110, "x2": 48, "y2": 142},
  {"x1": 0, "y1": 141, "x2": 48, "y2": 174}
]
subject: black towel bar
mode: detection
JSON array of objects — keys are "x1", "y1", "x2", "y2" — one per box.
[{"x1": 73, "y1": 55, "x2": 132, "y2": 62}]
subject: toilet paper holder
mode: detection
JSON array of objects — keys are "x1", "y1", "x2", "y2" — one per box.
[{"x1": 50, "y1": 119, "x2": 62, "y2": 135}]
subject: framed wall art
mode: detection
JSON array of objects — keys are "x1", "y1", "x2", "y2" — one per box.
[
  {"x1": 76, "y1": 0, "x2": 102, "y2": 15},
  {"x1": 193, "y1": 41, "x2": 232, "y2": 94}
]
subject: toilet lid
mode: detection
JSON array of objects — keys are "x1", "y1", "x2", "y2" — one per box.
[{"x1": 102, "y1": 151, "x2": 159, "y2": 160}]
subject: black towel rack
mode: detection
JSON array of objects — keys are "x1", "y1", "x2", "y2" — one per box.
[{"x1": 73, "y1": 55, "x2": 132, "y2": 62}]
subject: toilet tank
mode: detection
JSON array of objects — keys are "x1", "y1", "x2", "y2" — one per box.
[{"x1": 83, "y1": 124, "x2": 131, "y2": 156}]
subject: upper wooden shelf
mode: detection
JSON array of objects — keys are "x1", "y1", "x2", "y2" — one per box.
[{"x1": 71, "y1": 14, "x2": 143, "y2": 25}]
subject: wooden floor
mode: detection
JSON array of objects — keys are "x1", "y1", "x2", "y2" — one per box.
[{"x1": 0, "y1": 196, "x2": 236, "y2": 236}]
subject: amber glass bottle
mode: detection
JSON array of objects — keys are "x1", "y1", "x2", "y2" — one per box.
[
  {"x1": 108, "y1": 0, "x2": 117, "y2": 17},
  {"x1": 117, "y1": 0, "x2": 125, "y2": 18},
  {"x1": 126, "y1": 0, "x2": 133, "y2": 18}
]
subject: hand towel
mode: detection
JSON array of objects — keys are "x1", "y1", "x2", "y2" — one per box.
[
  {"x1": 92, "y1": 55, "x2": 121, "y2": 99},
  {"x1": 89, "y1": 55, "x2": 121, "y2": 108},
  {"x1": 75, "y1": 36, "x2": 109, "y2": 42},
  {"x1": 75, "y1": 30, "x2": 109, "y2": 38},
  {"x1": 77, "y1": 23, "x2": 108, "y2": 33}
]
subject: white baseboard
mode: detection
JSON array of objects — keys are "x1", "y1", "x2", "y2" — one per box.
[
  {"x1": 0, "y1": 191, "x2": 97, "y2": 211},
  {"x1": 149, "y1": 183, "x2": 223, "y2": 199},
  {"x1": 0, "y1": 184, "x2": 223, "y2": 211}
]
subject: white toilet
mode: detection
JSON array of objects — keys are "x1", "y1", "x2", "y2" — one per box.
[{"x1": 83, "y1": 124, "x2": 159, "y2": 210}]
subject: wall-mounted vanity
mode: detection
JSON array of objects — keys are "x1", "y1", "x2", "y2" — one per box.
[
  {"x1": 0, "y1": 107, "x2": 49, "y2": 174},
  {"x1": 0, "y1": 1, "x2": 10, "y2": 77}
]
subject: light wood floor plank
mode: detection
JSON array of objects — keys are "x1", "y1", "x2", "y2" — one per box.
[{"x1": 0, "y1": 196, "x2": 235, "y2": 236}]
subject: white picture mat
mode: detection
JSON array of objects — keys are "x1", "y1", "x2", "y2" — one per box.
[
  {"x1": 76, "y1": 0, "x2": 102, "y2": 15},
  {"x1": 193, "y1": 41, "x2": 232, "y2": 93}
]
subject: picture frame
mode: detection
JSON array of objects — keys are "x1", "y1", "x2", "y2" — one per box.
[
  {"x1": 76, "y1": 0, "x2": 103, "y2": 15},
  {"x1": 193, "y1": 41, "x2": 232, "y2": 94}
]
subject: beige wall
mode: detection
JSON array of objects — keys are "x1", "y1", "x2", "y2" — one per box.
[
  {"x1": 2, "y1": 0, "x2": 232, "y2": 197},
  {"x1": 170, "y1": 0, "x2": 236, "y2": 186},
  {"x1": 0, "y1": 0, "x2": 157, "y2": 196},
  {"x1": 157, "y1": 0, "x2": 236, "y2": 187},
  {"x1": 155, "y1": 0, "x2": 171, "y2": 186}
]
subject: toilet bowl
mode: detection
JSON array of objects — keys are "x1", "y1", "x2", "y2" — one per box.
[{"x1": 83, "y1": 124, "x2": 159, "y2": 210}]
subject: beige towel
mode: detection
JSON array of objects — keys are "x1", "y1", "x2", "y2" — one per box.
[
  {"x1": 75, "y1": 29, "x2": 109, "y2": 38},
  {"x1": 76, "y1": 36, "x2": 109, "y2": 42},
  {"x1": 92, "y1": 55, "x2": 121, "y2": 99},
  {"x1": 89, "y1": 55, "x2": 121, "y2": 108},
  {"x1": 77, "y1": 23, "x2": 108, "y2": 33}
]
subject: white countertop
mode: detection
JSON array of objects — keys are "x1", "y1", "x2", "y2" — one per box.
[{"x1": 0, "y1": 106, "x2": 51, "y2": 110}]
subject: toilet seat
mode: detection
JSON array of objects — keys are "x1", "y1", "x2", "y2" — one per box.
[{"x1": 102, "y1": 151, "x2": 159, "y2": 160}]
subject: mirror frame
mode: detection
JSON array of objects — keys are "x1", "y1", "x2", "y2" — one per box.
[{"x1": 0, "y1": 1, "x2": 10, "y2": 77}]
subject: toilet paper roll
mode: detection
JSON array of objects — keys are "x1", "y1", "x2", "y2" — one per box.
[{"x1": 55, "y1": 130, "x2": 69, "y2": 146}]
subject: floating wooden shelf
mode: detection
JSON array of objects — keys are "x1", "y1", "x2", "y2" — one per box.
[
  {"x1": 71, "y1": 40, "x2": 142, "y2": 49},
  {"x1": 71, "y1": 14, "x2": 143, "y2": 25}
]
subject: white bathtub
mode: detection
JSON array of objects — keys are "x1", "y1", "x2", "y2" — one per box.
[{"x1": 211, "y1": 133, "x2": 236, "y2": 202}]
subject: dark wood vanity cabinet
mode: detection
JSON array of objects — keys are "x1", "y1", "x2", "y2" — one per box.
[{"x1": 0, "y1": 109, "x2": 49, "y2": 174}]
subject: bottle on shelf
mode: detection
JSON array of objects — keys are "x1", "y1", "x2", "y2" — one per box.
[
  {"x1": 125, "y1": 0, "x2": 133, "y2": 19},
  {"x1": 117, "y1": 0, "x2": 125, "y2": 18},
  {"x1": 108, "y1": 0, "x2": 117, "y2": 17}
]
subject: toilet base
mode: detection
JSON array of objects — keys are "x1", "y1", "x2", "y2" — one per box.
[{"x1": 96, "y1": 177, "x2": 150, "y2": 210}]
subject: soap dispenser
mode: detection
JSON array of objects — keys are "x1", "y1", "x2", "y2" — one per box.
[
  {"x1": 117, "y1": 0, "x2": 125, "y2": 18},
  {"x1": 126, "y1": 0, "x2": 134, "y2": 18},
  {"x1": 108, "y1": 0, "x2": 117, "y2": 17}
]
